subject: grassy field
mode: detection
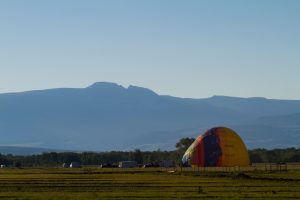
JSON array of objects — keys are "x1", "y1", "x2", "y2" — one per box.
[{"x1": 0, "y1": 168, "x2": 299, "y2": 199}]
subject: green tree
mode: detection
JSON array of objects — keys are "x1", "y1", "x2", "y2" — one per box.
[
  {"x1": 175, "y1": 137, "x2": 195, "y2": 164},
  {"x1": 176, "y1": 137, "x2": 195, "y2": 152},
  {"x1": 133, "y1": 149, "x2": 143, "y2": 164}
]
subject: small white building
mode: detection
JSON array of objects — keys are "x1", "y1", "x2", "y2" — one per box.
[
  {"x1": 118, "y1": 161, "x2": 137, "y2": 168},
  {"x1": 62, "y1": 163, "x2": 69, "y2": 168},
  {"x1": 70, "y1": 162, "x2": 81, "y2": 168},
  {"x1": 160, "y1": 160, "x2": 175, "y2": 168}
]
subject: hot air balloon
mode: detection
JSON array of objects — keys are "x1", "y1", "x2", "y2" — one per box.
[{"x1": 182, "y1": 127, "x2": 250, "y2": 167}]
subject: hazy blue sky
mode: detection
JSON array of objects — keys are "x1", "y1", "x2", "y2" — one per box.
[{"x1": 0, "y1": 0, "x2": 299, "y2": 99}]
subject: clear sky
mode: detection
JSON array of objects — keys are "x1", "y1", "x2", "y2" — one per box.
[{"x1": 0, "y1": 0, "x2": 299, "y2": 99}]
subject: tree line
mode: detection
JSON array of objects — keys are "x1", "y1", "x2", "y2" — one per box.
[
  {"x1": 0, "y1": 138, "x2": 299, "y2": 167},
  {"x1": 0, "y1": 148, "x2": 299, "y2": 167},
  {"x1": 249, "y1": 148, "x2": 300, "y2": 163},
  {"x1": 0, "y1": 150, "x2": 179, "y2": 167}
]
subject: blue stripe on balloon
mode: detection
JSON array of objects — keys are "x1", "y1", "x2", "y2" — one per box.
[{"x1": 203, "y1": 128, "x2": 222, "y2": 166}]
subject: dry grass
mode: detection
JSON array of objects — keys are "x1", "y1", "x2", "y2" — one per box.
[{"x1": 0, "y1": 168, "x2": 299, "y2": 199}]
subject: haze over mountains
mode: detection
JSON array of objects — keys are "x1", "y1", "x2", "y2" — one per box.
[{"x1": 0, "y1": 82, "x2": 299, "y2": 153}]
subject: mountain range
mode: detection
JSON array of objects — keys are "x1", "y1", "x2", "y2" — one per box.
[{"x1": 0, "y1": 82, "x2": 299, "y2": 153}]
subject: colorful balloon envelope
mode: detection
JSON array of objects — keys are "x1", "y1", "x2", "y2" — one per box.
[{"x1": 182, "y1": 127, "x2": 250, "y2": 167}]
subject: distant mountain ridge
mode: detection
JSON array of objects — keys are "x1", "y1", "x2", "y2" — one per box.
[
  {"x1": 0, "y1": 82, "x2": 299, "y2": 152},
  {"x1": 0, "y1": 146, "x2": 66, "y2": 155}
]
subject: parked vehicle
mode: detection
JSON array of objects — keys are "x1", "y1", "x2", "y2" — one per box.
[{"x1": 118, "y1": 161, "x2": 137, "y2": 168}]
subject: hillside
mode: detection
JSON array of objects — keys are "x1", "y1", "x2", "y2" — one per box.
[{"x1": 0, "y1": 82, "x2": 299, "y2": 151}]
